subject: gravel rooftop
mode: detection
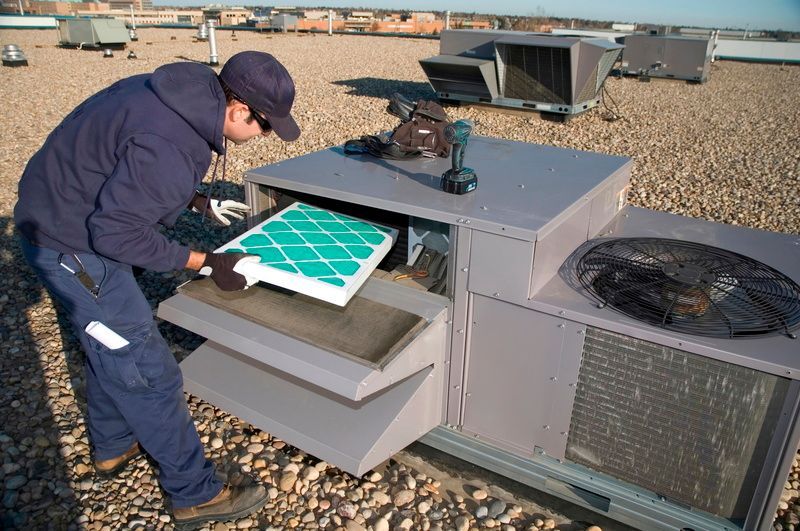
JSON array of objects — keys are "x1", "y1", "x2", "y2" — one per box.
[{"x1": 0, "y1": 27, "x2": 799, "y2": 531}]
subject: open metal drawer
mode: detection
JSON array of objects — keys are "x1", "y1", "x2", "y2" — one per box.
[{"x1": 158, "y1": 277, "x2": 449, "y2": 476}]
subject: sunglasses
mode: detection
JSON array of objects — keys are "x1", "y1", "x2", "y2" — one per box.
[
  {"x1": 247, "y1": 107, "x2": 272, "y2": 133},
  {"x1": 226, "y1": 85, "x2": 272, "y2": 133}
]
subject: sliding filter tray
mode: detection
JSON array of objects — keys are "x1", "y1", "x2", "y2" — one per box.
[{"x1": 216, "y1": 202, "x2": 398, "y2": 306}]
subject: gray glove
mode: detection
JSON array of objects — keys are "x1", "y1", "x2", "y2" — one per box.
[
  {"x1": 199, "y1": 253, "x2": 260, "y2": 291},
  {"x1": 190, "y1": 192, "x2": 251, "y2": 226}
]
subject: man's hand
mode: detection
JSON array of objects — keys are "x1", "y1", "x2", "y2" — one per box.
[
  {"x1": 199, "y1": 252, "x2": 260, "y2": 291},
  {"x1": 190, "y1": 192, "x2": 251, "y2": 226}
]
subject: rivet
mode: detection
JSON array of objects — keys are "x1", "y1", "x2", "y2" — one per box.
[
  {"x1": 453, "y1": 385, "x2": 461, "y2": 390},
  {"x1": 493, "y1": 292, "x2": 500, "y2": 297},
  {"x1": 550, "y1": 376, "x2": 557, "y2": 381},
  {"x1": 461, "y1": 267, "x2": 468, "y2": 272},
  {"x1": 558, "y1": 323, "x2": 565, "y2": 329},
  {"x1": 543, "y1": 425, "x2": 550, "y2": 430},
  {"x1": 457, "y1": 329, "x2": 464, "y2": 334},
  {"x1": 518, "y1": 184, "x2": 525, "y2": 189},
  {"x1": 465, "y1": 392, "x2": 472, "y2": 397}
]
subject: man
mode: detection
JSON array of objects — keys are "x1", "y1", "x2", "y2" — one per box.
[{"x1": 14, "y1": 51, "x2": 300, "y2": 527}]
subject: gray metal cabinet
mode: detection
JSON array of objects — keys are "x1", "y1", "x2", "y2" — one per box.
[{"x1": 461, "y1": 295, "x2": 585, "y2": 460}]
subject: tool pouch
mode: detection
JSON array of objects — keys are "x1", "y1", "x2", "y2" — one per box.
[{"x1": 345, "y1": 96, "x2": 451, "y2": 160}]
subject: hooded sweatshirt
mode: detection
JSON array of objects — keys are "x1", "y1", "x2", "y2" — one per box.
[{"x1": 14, "y1": 62, "x2": 227, "y2": 272}]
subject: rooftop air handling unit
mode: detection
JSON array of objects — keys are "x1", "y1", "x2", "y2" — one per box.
[
  {"x1": 620, "y1": 34, "x2": 714, "y2": 83},
  {"x1": 157, "y1": 136, "x2": 800, "y2": 531},
  {"x1": 57, "y1": 18, "x2": 130, "y2": 49},
  {"x1": 420, "y1": 30, "x2": 623, "y2": 119}
]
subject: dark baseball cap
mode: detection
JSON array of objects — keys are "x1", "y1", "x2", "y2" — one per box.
[{"x1": 219, "y1": 51, "x2": 300, "y2": 141}]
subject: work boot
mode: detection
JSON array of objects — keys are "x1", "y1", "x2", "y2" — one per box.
[
  {"x1": 173, "y1": 483, "x2": 268, "y2": 528},
  {"x1": 95, "y1": 442, "x2": 142, "y2": 478}
]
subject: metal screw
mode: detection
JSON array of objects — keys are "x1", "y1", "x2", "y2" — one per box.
[
  {"x1": 457, "y1": 329, "x2": 464, "y2": 334},
  {"x1": 465, "y1": 392, "x2": 472, "y2": 397},
  {"x1": 550, "y1": 376, "x2": 557, "y2": 381},
  {"x1": 461, "y1": 267, "x2": 468, "y2": 272},
  {"x1": 558, "y1": 323, "x2": 565, "y2": 329},
  {"x1": 480, "y1": 206, "x2": 488, "y2": 210},
  {"x1": 543, "y1": 425, "x2": 550, "y2": 430},
  {"x1": 453, "y1": 385, "x2": 461, "y2": 390},
  {"x1": 493, "y1": 292, "x2": 500, "y2": 297},
  {"x1": 577, "y1": 329, "x2": 585, "y2": 335},
  {"x1": 518, "y1": 184, "x2": 525, "y2": 189}
]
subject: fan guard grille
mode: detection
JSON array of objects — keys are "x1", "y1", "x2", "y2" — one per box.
[{"x1": 577, "y1": 238, "x2": 800, "y2": 338}]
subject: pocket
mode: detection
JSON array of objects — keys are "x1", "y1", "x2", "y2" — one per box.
[{"x1": 86, "y1": 322, "x2": 164, "y2": 393}]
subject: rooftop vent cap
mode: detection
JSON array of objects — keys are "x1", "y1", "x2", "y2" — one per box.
[
  {"x1": 127, "y1": 50, "x2": 137, "y2": 60},
  {"x1": 103, "y1": 48, "x2": 114, "y2": 58},
  {"x1": 2, "y1": 44, "x2": 28, "y2": 67}
]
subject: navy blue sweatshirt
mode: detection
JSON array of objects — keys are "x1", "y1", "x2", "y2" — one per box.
[{"x1": 14, "y1": 62, "x2": 227, "y2": 272}]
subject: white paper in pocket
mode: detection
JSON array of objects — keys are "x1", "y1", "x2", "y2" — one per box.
[{"x1": 85, "y1": 321, "x2": 130, "y2": 350}]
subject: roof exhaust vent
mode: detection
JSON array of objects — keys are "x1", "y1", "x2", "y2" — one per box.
[
  {"x1": 127, "y1": 50, "x2": 137, "y2": 60},
  {"x1": 2, "y1": 44, "x2": 28, "y2": 67},
  {"x1": 207, "y1": 21, "x2": 219, "y2": 66},
  {"x1": 196, "y1": 23, "x2": 209, "y2": 41},
  {"x1": 102, "y1": 48, "x2": 114, "y2": 58}
]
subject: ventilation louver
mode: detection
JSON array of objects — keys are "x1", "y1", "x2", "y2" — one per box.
[{"x1": 577, "y1": 238, "x2": 800, "y2": 338}]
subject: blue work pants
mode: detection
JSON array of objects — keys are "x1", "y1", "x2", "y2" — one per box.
[{"x1": 19, "y1": 236, "x2": 222, "y2": 508}]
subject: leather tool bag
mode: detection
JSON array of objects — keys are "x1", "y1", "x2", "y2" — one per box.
[{"x1": 344, "y1": 96, "x2": 451, "y2": 160}]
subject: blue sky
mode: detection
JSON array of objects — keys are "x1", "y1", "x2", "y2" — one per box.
[{"x1": 154, "y1": 0, "x2": 800, "y2": 31}]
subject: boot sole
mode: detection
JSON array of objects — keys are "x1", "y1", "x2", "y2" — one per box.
[{"x1": 173, "y1": 491, "x2": 268, "y2": 529}]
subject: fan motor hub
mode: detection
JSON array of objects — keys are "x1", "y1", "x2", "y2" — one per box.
[{"x1": 662, "y1": 262, "x2": 716, "y2": 286}]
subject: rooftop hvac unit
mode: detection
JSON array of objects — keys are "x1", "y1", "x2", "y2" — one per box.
[
  {"x1": 157, "y1": 137, "x2": 800, "y2": 530},
  {"x1": 420, "y1": 30, "x2": 623, "y2": 118},
  {"x1": 621, "y1": 34, "x2": 714, "y2": 82},
  {"x1": 58, "y1": 18, "x2": 130, "y2": 48}
]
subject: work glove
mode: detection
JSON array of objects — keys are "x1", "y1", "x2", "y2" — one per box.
[
  {"x1": 199, "y1": 252, "x2": 260, "y2": 291},
  {"x1": 190, "y1": 192, "x2": 251, "y2": 226}
]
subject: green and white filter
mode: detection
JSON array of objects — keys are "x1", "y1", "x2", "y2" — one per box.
[{"x1": 216, "y1": 202, "x2": 398, "y2": 306}]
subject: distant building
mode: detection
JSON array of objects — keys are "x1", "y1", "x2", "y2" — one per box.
[
  {"x1": 73, "y1": 7, "x2": 204, "y2": 25},
  {"x1": 201, "y1": 6, "x2": 252, "y2": 26},
  {"x1": 109, "y1": 0, "x2": 151, "y2": 10},
  {"x1": 16, "y1": 1, "x2": 109, "y2": 15}
]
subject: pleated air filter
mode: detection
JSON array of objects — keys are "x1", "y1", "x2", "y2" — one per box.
[{"x1": 216, "y1": 202, "x2": 398, "y2": 306}]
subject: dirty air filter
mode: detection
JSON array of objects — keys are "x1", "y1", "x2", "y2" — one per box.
[
  {"x1": 576, "y1": 238, "x2": 800, "y2": 338},
  {"x1": 566, "y1": 327, "x2": 790, "y2": 521}
]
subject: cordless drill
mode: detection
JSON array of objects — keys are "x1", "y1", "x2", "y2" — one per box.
[{"x1": 441, "y1": 119, "x2": 478, "y2": 195}]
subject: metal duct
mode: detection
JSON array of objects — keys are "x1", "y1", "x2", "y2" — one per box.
[{"x1": 566, "y1": 327, "x2": 789, "y2": 521}]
